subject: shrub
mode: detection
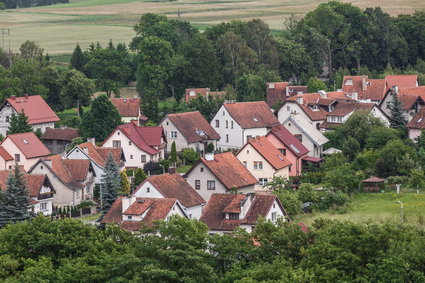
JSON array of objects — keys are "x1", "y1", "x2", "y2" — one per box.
[
  {"x1": 297, "y1": 183, "x2": 319, "y2": 203},
  {"x1": 275, "y1": 190, "x2": 302, "y2": 216},
  {"x1": 318, "y1": 191, "x2": 350, "y2": 211},
  {"x1": 144, "y1": 161, "x2": 161, "y2": 175},
  {"x1": 181, "y1": 148, "x2": 200, "y2": 165}
]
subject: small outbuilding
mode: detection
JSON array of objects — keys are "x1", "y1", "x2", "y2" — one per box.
[{"x1": 362, "y1": 177, "x2": 385, "y2": 193}]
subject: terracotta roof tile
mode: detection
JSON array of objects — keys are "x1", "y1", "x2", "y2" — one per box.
[
  {"x1": 267, "y1": 125, "x2": 309, "y2": 157},
  {"x1": 2, "y1": 95, "x2": 60, "y2": 125},
  {"x1": 299, "y1": 104, "x2": 328, "y2": 121},
  {"x1": 200, "y1": 194, "x2": 235, "y2": 230},
  {"x1": 385, "y1": 75, "x2": 418, "y2": 90},
  {"x1": 133, "y1": 173, "x2": 205, "y2": 207},
  {"x1": 243, "y1": 194, "x2": 280, "y2": 225},
  {"x1": 101, "y1": 196, "x2": 123, "y2": 224},
  {"x1": 41, "y1": 128, "x2": 79, "y2": 141},
  {"x1": 286, "y1": 86, "x2": 308, "y2": 98},
  {"x1": 167, "y1": 111, "x2": 220, "y2": 143},
  {"x1": 398, "y1": 86, "x2": 425, "y2": 100},
  {"x1": 342, "y1": 76, "x2": 386, "y2": 101},
  {"x1": 0, "y1": 146, "x2": 13, "y2": 161},
  {"x1": 407, "y1": 107, "x2": 425, "y2": 129},
  {"x1": 266, "y1": 82, "x2": 289, "y2": 107},
  {"x1": 41, "y1": 155, "x2": 88, "y2": 190},
  {"x1": 4, "y1": 132, "x2": 51, "y2": 158},
  {"x1": 186, "y1": 88, "x2": 210, "y2": 103},
  {"x1": 245, "y1": 136, "x2": 291, "y2": 170},
  {"x1": 0, "y1": 170, "x2": 46, "y2": 198},
  {"x1": 224, "y1": 101, "x2": 279, "y2": 129},
  {"x1": 398, "y1": 95, "x2": 423, "y2": 110},
  {"x1": 328, "y1": 101, "x2": 375, "y2": 117},
  {"x1": 362, "y1": 177, "x2": 385, "y2": 183},
  {"x1": 78, "y1": 142, "x2": 123, "y2": 167},
  {"x1": 62, "y1": 159, "x2": 90, "y2": 181},
  {"x1": 222, "y1": 194, "x2": 246, "y2": 213},
  {"x1": 110, "y1": 98, "x2": 140, "y2": 117}
]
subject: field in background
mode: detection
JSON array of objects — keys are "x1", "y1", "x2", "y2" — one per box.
[
  {"x1": 1, "y1": 0, "x2": 424, "y2": 56},
  {"x1": 295, "y1": 193, "x2": 425, "y2": 227}
]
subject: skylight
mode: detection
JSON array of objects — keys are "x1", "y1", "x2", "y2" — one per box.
[
  {"x1": 253, "y1": 118, "x2": 258, "y2": 122},
  {"x1": 22, "y1": 139, "x2": 29, "y2": 144},
  {"x1": 418, "y1": 118, "x2": 423, "y2": 123}
]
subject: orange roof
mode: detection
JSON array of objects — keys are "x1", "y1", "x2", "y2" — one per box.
[
  {"x1": 166, "y1": 111, "x2": 220, "y2": 143},
  {"x1": 185, "y1": 88, "x2": 210, "y2": 103},
  {"x1": 77, "y1": 142, "x2": 123, "y2": 167},
  {"x1": 3, "y1": 132, "x2": 51, "y2": 158},
  {"x1": 224, "y1": 101, "x2": 279, "y2": 129},
  {"x1": 0, "y1": 170, "x2": 48, "y2": 198},
  {"x1": 398, "y1": 86, "x2": 425, "y2": 100},
  {"x1": 398, "y1": 95, "x2": 423, "y2": 111},
  {"x1": 342, "y1": 76, "x2": 387, "y2": 101},
  {"x1": 243, "y1": 136, "x2": 291, "y2": 170},
  {"x1": 2, "y1": 95, "x2": 60, "y2": 125},
  {"x1": 328, "y1": 101, "x2": 376, "y2": 117},
  {"x1": 0, "y1": 146, "x2": 13, "y2": 161},
  {"x1": 407, "y1": 107, "x2": 425, "y2": 129},
  {"x1": 266, "y1": 82, "x2": 289, "y2": 107},
  {"x1": 101, "y1": 196, "x2": 123, "y2": 224},
  {"x1": 267, "y1": 125, "x2": 309, "y2": 157},
  {"x1": 110, "y1": 98, "x2": 140, "y2": 117},
  {"x1": 385, "y1": 75, "x2": 418, "y2": 90},
  {"x1": 186, "y1": 152, "x2": 257, "y2": 190},
  {"x1": 133, "y1": 173, "x2": 205, "y2": 208}
]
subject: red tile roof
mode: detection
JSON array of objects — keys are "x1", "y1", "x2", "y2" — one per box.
[
  {"x1": 186, "y1": 152, "x2": 257, "y2": 190},
  {"x1": 224, "y1": 101, "x2": 279, "y2": 129},
  {"x1": 398, "y1": 95, "x2": 423, "y2": 111},
  {"x1": 398, "y1": 86, "x2": 425, "y2": 100},
  {"x1": 299, "y1": 104, "x2": 328, "y2": 121},
  {"x1": 166, "y1": 111, "x2": 220, "y2": 143},
  {"x1": 266, "y1": 82, "x2": 289, "y2": 107},
  {"x1": 77, "y1": 142, "x2": 123, "y2": 167},
  {"x1": 328, "y1": 101, "x2": 376, "y2": 117},
  {"x1": 3, "y1": 132, "x2": 51, "y2": 158},
  {"x1": 0, "y1": 146, "x2": 13, "y2": 161},
  {"x1": 342, "y1": 76, "x2": 386, "y2": 101},
  {"x1": 101, "y1": 196, "x2": 123, "y2": 224},
  {"x1": 302, "y1": 156, "x2": 322, "y2": 162},
  {"x1": 41, "y1": 128, "x2": 79, "y2": 141},
  {"x1": 185, "y1": 88, "x2": 210, "y2": 103},
  {"x1": 407, "y1": 107, "x2": 425, "y2": 129},
  {"x1": 2, "y1": 95, "x2": 60, "y2": 125},
  {"x1": 286, "y1": 86, "x2": 308, "y2": 98},
  {"x1": 267, "y1": 125, "x2": 309, "y2": 157},
  {"x1": 110, "y1": 98, "x2": 140, "y2": 118},
  {"x1": 243, "y1": 136, "x2": 291, "y2": 170},
  {"x1": 133, "y1": 173, "x2": 205, "y2": 208},
  {"x1": 385, "y1": 75, "x2": 418, "y2": 90},
  {"x1": 362, "y1": 177, "x2": 385, "y2": 183},
  {"x1": 0, "y1": 170, "x2": 47, "y2": 198},
  {"x1": 200, "y1": 193, "x2": 287, "y2": 231}
]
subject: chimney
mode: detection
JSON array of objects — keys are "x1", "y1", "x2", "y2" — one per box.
[
  {"x1": 362, "y1": 76, "x2": 367, "y2": 91},
  {"x1": 297, "y1": 96, "x2": 304, "y2": 105},
  {"x1": 168, "y1": 166, "x2": 176, "y2": 174},
  {"x1": 24, "y1": 94, "x2": 29, "y2": 99},
  {"x1": 205, "y1": 153, "x2": 214, "y2": 161},
  {"x1": 122, "y1": 196, "x2": 136, "y2": 213},
  {"x1": 87, "y1": 137, "x2": 95, "y2": 145},
  {"x1": 391, "y1": 86, "x2": 399, "y2": 95}
]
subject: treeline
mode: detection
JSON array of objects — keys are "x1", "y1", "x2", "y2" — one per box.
[
  {"x1": 0, "y1": 216, "x2": 424, "y2": 282},
  {"x1": 0, "y1": 0, "x2": 68, "y2": 9}
]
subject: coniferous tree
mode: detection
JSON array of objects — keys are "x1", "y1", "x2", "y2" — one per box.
[
  {"x1": 120, "y1": 169, "x2": 130, "y2": 196},
  {"x1": 100, "y1": 153, "x2": 121, "y2": 215},
  {"x1": 132, "y1": 168, "x2": 147, "y2": 190},
  {"x1": 170, "y1": 141, "x2": 177, "y2": 164},
  {"x1": 70, "y1": 44, "x2": 86, "y2": 72},
  {"x1": 388, "y1": 93, "x2": 407, "y2": 131},
  {"x1": 7, "y1": 112, "x2": 33, "y2": 135},
  {"x1": 0, "y1": 164, "x2": 31, "y2": 227}
]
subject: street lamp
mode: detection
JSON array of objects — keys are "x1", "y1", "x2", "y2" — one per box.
[{"x1": 397, "y1": 200, "x2": 403, "y2": 223}]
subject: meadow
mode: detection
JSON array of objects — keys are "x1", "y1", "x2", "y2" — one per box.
[{"x1": 1, "y1": 0, "x2": 425, "y2": 56}]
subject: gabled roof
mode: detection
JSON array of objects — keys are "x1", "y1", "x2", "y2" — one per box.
[
  {"x1": 133, "y1": 173, "x2": 205, "y2": 208},
  {"x1": 223, "y1": 101, "x2": 279, "y2": 129},
  {"x1": 241, "y1": 136, "x2": 291, "y2": 170},
  {"x1": 185, "y1": 88, "x2": 210, "y2": 103},
  {"x1": 385, "y1": 75, "x2": 418, "y2": 90},
  {"x1": 398, "y1": 86, "x2": 425, "y2": 100},
  {"x1": 398, "y1": 95, "x2": 424, "y2": 111},
  {"x1": 41, "y1": 128, "x2": 79, "y2": 141},
  {"x1": 282, "y1": 116, "x2": 328, "y2": 146},
  {"x1": 3, "y1": 132, "x2": 51, "y2": 158},
  {"x1": 267, "y1": 125, "x2": 309, "y2": 157},
  {"x1": 266, "y1": 82, "x2": 289, "y2": 107},
  {"x1": 165, "y1": 111, "x2": 220, "y2": 143},
  {"x1": 286, "y1": 86, "x2": 308, "y2": 98},
  {"x1": 328, "y1": 102, "x2": 376, "y2": 117},
  {"x1": 110, "y1": 98, "x2": 140, "y2": 118},
  {"x1": 0, "y1": 146, "x2": 13, "y2": 161},
  {"x1": 1, "y1": 95, "x2": 60, "y2": 125},
  {"x1": 185, "y1": 152, "x2": 257, "y2": 190},
  {"x1": 342, "y1": 76, "x2": 386, "y2": 101},
  {"x1": 200, "y1": 193, "x2": 287, "y2": 231},
  {"x1": 104, "y1": 122, "x2": 164, "y2": 155},
  {"x1": 75, "y1": 142, "x2": 124, "y2": 168},
  {"x1": 0, "y1": 170, "x2": 49, "y2": 198},
  {"x1": 101, "y1": 196, "x2": 123, "y2": 224},
  {"x1": 407, "y1": 107, "x2": 425, "y2": 129}
]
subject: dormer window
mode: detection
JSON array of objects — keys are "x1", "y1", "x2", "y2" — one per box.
[
  {"x1": 228, "y1": 213, "x2": 239, "y2": 220},
  {"x1": 345, "y1": 79, "x2": 353, "y2": 86}
]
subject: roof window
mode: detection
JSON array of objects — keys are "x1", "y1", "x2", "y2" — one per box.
[{"x1": 22, "y1": 139, "x2": 29, "y2": 144}]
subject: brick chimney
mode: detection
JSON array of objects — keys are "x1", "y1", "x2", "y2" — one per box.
[{"x1": 362, "y1": 76, "x2": 367, "y2": 91}]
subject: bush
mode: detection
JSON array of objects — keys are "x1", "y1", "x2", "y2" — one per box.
[
  {"x1": 318, "y1": 191, "x2": 350, "y2": 211},
  {"x1": 297, "y1": 184, "x2": 319, "y2": 203},
  {"x1": 144, "y1": 161, "x2": 161, "y2": 175},
  {"x1": 300, "y1": 171, "x2": 323, "y2": 184},
  {"x1": 181, "y1": 148, "x2": 200, "y2": 165},
  {"x1": 275, "y1": 190, "x2": 302, "y2": 216}
]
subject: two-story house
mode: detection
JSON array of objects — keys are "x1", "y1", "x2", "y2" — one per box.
[
  {"x1": 266, "y1": 125, "x2": 309, "y2": 176},
  {"x1": 0, "y1": 132, "x2": 51, "y2": 171},
  {"x1": 28, "y1": 155, "x2": 95, "y2": 207},
  {"x1": 211, "y1": 101, "x2": 280, "y2": 150},
  {"x1": 199, "y1": 193, "x2": 289, "y2": 234},
  {"x1": 101, "y1": 196, "x2": 187, "y2": 232},
  {"x1": 236, "y1": 136, "x2": 291, "y2": 190},
  {"x1": 380, "y1": 86, "x2": 425, "y2": 122},
  {"x1": 0, "y1": 95, "x2": 60, "y2": 136},
  {"x1": 160, "y1": 111, "x2": 220, "y2": 153},
  {"x1": 184, "y1": 152, "x2": 257, "y2": 202},
  {"x1": 102, "y1": 121, "x2": 166, "y2": 169},
  {"x1": 266, "y1": 82, "x2": 308, "y2": 108},
  {"x1": 407, "y1": 107, "x2": 425, "y2": 140},
  {"x1": 133, "y1": 173, "x2": 205, "y2": 219}
]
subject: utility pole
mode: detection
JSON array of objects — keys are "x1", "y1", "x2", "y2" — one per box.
[{"x1": 397, "y1": 200, "x2": 403, "y2": 223}]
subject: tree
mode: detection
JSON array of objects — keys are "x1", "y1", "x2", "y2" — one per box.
[
  {"x1": 100, "y1": 153, "x2": 121, "y2": 215},
  {"x1": 170, "y1": 141, "x2": 177, "y2": 164},
  {"x1": 388, "y1": 93, "x2": 407, "y2": 132},
  {"x1": 66, "y1": 137, "x2": 84, "y2": 153},
  {"x1": 408, "y1": 169, "x2": 425, "y2": 192},
  {"x1": 79, "y1": 95, "x2": 121, "y2": 141},
  {"x1": 120, "y1": 169, "x2": 130, "y2": 196},
  {"x1": 7, "y1": 112, "x2": 32, "y2": 135},
  {"x1": 205, "y1": 142, "x2": 214, "y2": 154},
  {"x1": 19, "y1": 41, "x2": 44, "y2": 62},
  {"x1": 0, "y1": 164, "x2": 31, "y2": 227},
  {"x1": 235, "y1": 73, "x2": 265, "y2": 101},
  {"x1": 132, "y1": 168, "x2": 147, "y2": 189},
  {"x1": 307, "y1": 77, "x2": 327, "y2": 93},
  {"x1": 376, "y1": 139, "x2": 416, "y2": 177},
  {"x1": 59, "y1": 69, "x2": 94, "y2": 109},
  {"x1": 245, "y1": 19, "x2": 278, "y2": 69},
  {"x1": 70, "y1": 44, "x2": 86, "y2": 72}
]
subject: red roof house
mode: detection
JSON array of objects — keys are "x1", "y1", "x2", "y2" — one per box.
[{"x1": 110, "y1": 98, "x2": 147, "y2": 125}]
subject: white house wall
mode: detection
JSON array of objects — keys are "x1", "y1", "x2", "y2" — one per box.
[
  {"x1": 33, "y1": 199, "x2": 53, "y2": 215},
  {"x1": 1, "y1": 137, "x2": 39, "y2": 171},
  {"x1": 265, "y1": 199, "x2": 287, "y2": 222},
  {"x1": 283, "y1": 120, "x2": 320, "y2": 158},
  {"x1": 211, "y1": 105, "x2": 244, "y2": 150}
]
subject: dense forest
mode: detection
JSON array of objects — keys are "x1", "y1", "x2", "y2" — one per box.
[{"x1": 0, "y1": 0, "x2": 68, "y2": 9}]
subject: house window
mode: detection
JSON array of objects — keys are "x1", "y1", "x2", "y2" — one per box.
[
  {"x1": 200, "y1": 167, "x2": 204, "y2": 172},
  {"x1": 271, "y1": 212, "x2": 277, "y2": 221},
  {"x1": 215, "y1": 120, "x2": 220, "y2": 128},
  {"x1": 231, "y1": 121, "x2": 233, "y2": 129},
  {"x1": 130, "y1": 155, "x2": 133, "y2": 159},
  {"x1": 207, "y1": 180, "x2": 215, "y2": 190},
  {"x1": 279, "y1": 148, "x2": 286, "y2": 156},
  {"x1": 5, "y1": 116, "x2": 9, "y2": 122},
  {"x1": 8, "y1": 166, "x2": 12, "y2": 169},
  {"x1": 286, "y1": 106, "x2": 290, "y2": 111},
  {"x1": 147, "y1": 187, "x2": 150, "y2": 193},
  {"x1": 166, "y1": 122, "x2": 169, "y2": 125},
  {"x1": 40, "y1": 202, "x2": 47, "y2": 211},
  {"x1": 141, "y1": 155, "x2": 147, "y2": 163},
  {"x1": 254, "y1": 161, "x2": 263, "y2": 170},
  {"x1": 294, "y1": 134, "x2": 302, "y2": 143},
  {"x1": 229, "y1": 213, "x2": 239, "y2": 220},
  {"x1": 14, "y1": 154, "x2": 20, "y2": 162},
  {"x1": 259, "y1": 178, "x2": 268, "y2": 186},
  {"x1": 226, "y1": 134, "x2": 229, "y2": 143},
  {"x1": 76, "y1": 190, "x2": 80, "y2": 198},
  {"x1": 129, "y1": 141, "x2": 132, "y2": 145},
  {"x1": 41, "y1": 166, "x2": 44, "y2": 170},
  {"x1": 86, "y1": 184, "x2": 91, "y2": 194},
  {"x1": 170, "y1": 131, "x2": 177, "y2": 138},
  {"x1": 195, "y1": 180, "x2": 200, "y2": 190},
  {"x1": 117, "y1": 132, "x2": 120, "y2": 135},
  {"x1": 112, "y1": 140, "x2": 121, "y2": 148},
  {"x1": 222, "y1": 111, "x2": 225, "y2": 116},
  {"x1": 273, "y1": 203, "x2": 276, "y2": 209},
  {"x1": 242, "y1": 161, "x2": 247, "y2": 167},
  {"x1": 128, "y1": 215, "x2": 132, "y2": 220},
  {"x1": 226, "y1": 120, "x2": 228, "y2": 128},
  {"x1": 316, "y1": 123, "x2": 320, "y2": 130}
]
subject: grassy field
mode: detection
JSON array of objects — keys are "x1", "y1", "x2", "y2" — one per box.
[
  {"x1": 295, "y1": 192, "x2": 425, "y2": 227},
  {"x1": 1, "y1": 0, "x2": 424, "y2": 56}
]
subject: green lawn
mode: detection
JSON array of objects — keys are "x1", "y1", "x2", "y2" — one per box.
[
  {"x1": 176, "y1": 165, "x2": 192, "y2": 173},
  {"x1": 295, "y1": 192, "x2": 425, "y2": 227}
]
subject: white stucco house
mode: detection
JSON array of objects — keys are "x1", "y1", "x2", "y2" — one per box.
[
  {"x1": 210, "y1": 101, "x2": 280, "y2": 150},
  {"x1": 407, "y1": 107, "x2": 425, "y2": 140}
]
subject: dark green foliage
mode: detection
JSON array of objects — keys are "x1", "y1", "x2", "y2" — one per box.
[
  {"x1": 7, "y1": 112, "x2": 32, "y2": 135},
  {"x1": 181, "y1": 148, "x2": 200, "y2": 165},
  {"x1": 132, "y1": 168, "x2": 147, "y2": 189},
  {"x1": 274, "y1": 190, "x2": 302, "y2": 216},
  {"x1": 0, "y1": 164, "x2": 31, "y2": 227},
  {"x1": 318, "y1": 191, "x2": 350, "y2": 211},
  {"x1": 79, "y1": 95, "x2": 121, "y2": 141},
  {"x1": 170, "y1": 141, "x2": 177, "y2": 164},
  {"x1": 100, "y1": 153, "x2": 120, "y2": 216},
  {"x1": 59, "y1": 69, "x2": 94, "y2": 109},
  {"x1": 143, "y1": 161, "x2": 161, "y2": 175},
  {"x1": 187, "y1": 96, "x2": 223, "y2": 121},
  {"x1": 70, "y1": 44, "x2": 86, "y2": 72},
  {"x1": 205, "y1": 142, "x2": 215, "y2": 153},
  {"x1": 388, "y1": 93, "x2": 407, "y2": 131},
  {"x1": 376, "y1": 139, "x2": 416, "y2": 177},
  {"x1": 307, "y1": 77, "x2": 327, "y2": 92}
]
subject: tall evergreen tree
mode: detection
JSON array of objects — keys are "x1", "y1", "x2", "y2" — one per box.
[
  {"x1": 388, "y1": 93, "x2": 407, "y2": 131},
  {"x1": 100, "y1": 153, "x2": 121, "y2": 215},
  {"x1": 70, "y1": 44, "x2": 86, "y2": 72},
  {"x1": 7, "y1": 112, "x2": 33, "y2": 135},
  {"x1": 132, "y1": 168, "x2": 147, "y2": 191},
  {"x1": 120, "y1": 169, "x2": 130, "y2": 196},
  {"x1": 170, "y1": 141, "x2": 177, "y2": 164},
  {"x1": 0, "y1": 164, "x2": 31, "y2": 227}
]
